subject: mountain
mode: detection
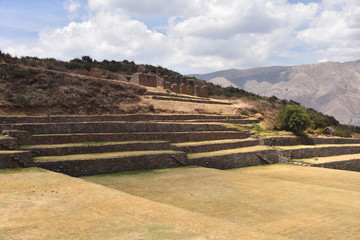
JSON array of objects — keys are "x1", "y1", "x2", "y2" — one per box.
[
  {"x1": 208, "y1": 77, "x2": 237, "y2": 88},
  {"x1": 192, "y1": 60, "x2": 360, "y2": 126}
]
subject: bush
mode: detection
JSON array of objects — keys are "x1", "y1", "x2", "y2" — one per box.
[
  {"x1": 278, "y1": 105, "x2": 312, "y2": 134},
  {"x1": 15, "y1": 94, "x2": 29, "y2": 107},
  {"x1": 12, "y1": 68, "x2": 30, "y2": 79},
  {"x1": 307, "y1": 108, "x2": 339, "y2": 129},
  {"x1": 3, "y1": 90, "x2": 13, "y2": 100},
  {"x1": 0, "y1": 67, "x2": 8, "y2": 79},
  {"x1": 334, "y1": 125, "x2": 352, "y2": 138}
]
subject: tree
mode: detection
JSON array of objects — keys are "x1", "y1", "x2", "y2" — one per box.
[{"x1": 278, "y1": 105, "x2": 312, "y2": 134}]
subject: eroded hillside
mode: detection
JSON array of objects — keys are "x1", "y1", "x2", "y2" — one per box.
[{"x1": 0, "y1": 62, "x2": 147, "y2": 115}]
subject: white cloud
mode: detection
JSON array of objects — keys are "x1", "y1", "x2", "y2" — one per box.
[
  {"x1": 296, "y1": 1, "x2": 360, "y2": 63},
  {"x1": 63, "y1": 0, "x2": 81, "y2": 13},
  {"x1": 4, "y1": 0, "x2": 360, "y2": 74}
]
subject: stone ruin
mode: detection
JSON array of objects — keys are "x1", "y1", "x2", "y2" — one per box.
[{"x1": 130, "y1": 73, "x2": 208, "y2": 98}]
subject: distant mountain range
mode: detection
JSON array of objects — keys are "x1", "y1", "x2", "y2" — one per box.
[{"x1": 191, "y1": 60, "x2": 360, "y2": 126}]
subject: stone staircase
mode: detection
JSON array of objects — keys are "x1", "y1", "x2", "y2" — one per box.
[
  {"x1": 1, "y1": 114, "x2": 360, "y2": 176},
  {"x1": 0, "y1": 114, "x2": 256, "y2": 176}
]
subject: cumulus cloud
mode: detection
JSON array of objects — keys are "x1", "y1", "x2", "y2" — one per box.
[
  {"x1": 63, "y1": 0, "x2": 81, "y2": 13},
  {"x1": 4, "y1": 0, "x2": 360, "y2": 73}
]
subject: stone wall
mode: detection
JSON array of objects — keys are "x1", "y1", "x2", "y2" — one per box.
[
  {"x1": 36, "y1": 152, "x2": 188, "y2": 177},
  {"x1": 314, "y1": 159, "x2": 360, "y2": 172},
  {"x1": 3, "y1": 122, "x2": 238, "y2": 135},
  {"x1": 0, "y1": 151, "x2": 33, "y2": 169},
  {"x1": 162, "y1": 76, "x2": 208, "y2": 98},
  {"x1": 30, "y1": 141, "x2": 171, "y2": 157},
  {"x1": 174, "y1": 139, "x2": 259, "y2": 153},
  {"x1": 282, "y1": 145, "x2": 360, "y2": 159},
  {"x1": 0, "y1": 137, "x2": 18, "y2": 150},
  {"x1": 262, "y1": 136, "x2": 360, "y2": 146},
  {"x1": 0, "y1": 114, "x2": 245, "y2": 124},
  {"x1": 30, "y1": 131, "x2": 249, "y2": 145},
  {"x1": 130, "y1": 73, "x2": 157, "y2": 87},
  {"x1": 151, "y1": 96, "x2": 231, "y2": 105},
  {"x1": 187, "y1": 149, "x2": 279, "y2": 169}
]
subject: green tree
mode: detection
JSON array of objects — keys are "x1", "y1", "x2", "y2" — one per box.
[{"x1": 278, "y1": 105, "x2": 312, "y2": 134}]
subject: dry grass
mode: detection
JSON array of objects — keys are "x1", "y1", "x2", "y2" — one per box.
[
  {"x1": 84, "y1": 165, "x2": 360, "y2": 240},
  {"x1": 20, "y1": 140, "x2": 166, "y2": 149},
  {"x1": 33, "y1": 150, "x2": 181, "y2": 162},
  {"x1": 277, "y1": 143, "x2": 360, "y2": 150},
  {"x1": 296, "y1": 153, "x2": 360, "y2": 164},
  {"x1": 141, "y1": 93, "x2": 251, "y2": 115},
  {"x1": 0, "y1": 150, "x2": 26, "y2": 154},
  {"x1": 173, "y1": 138, "x2": 255, "y2": 147},
  {"x1": 187, "y1": 145, "x2": 271, "y2": 159},
  {"x1": 0, "y1": 167, "x2": 287, "y2": 240}
]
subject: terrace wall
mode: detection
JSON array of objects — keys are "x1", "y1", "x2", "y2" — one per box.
[
  {"x1": 314, "y1": 159, "x2": 360, "y2": 172},
  {"x1": 0, "y1": 151, "x2": 33, "y2": 169},
  {"x1": 187, "y1": 149, "x2": 279, "y2": 169},
  {"x1": 36, "y1": 152, "x2": 188, "y2": 177}
]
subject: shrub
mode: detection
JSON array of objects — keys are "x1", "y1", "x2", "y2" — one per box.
[
  {"x1": 334, "y1": 125, "x2": 352, "y2": 138},
  {"x1": 307, "y1": 108, "x2": 339, "y2": 129},
  {"x1": 0, "y1": 67, "x2": 8, "y2": 79},
  {"x1": 278, "y1": 105, "x2": 312, "y2": 134},
  {"x1": 3, "y1": 90, "x2": 13, "y2": 100},
  {"x1": 241, "y1": 109, "x2": 249, "y2": 116},
  {"x1": 13, "y1": 68, "x2": 30, "y2": 79},
  {"x1": 15, "y1": 94, "x2": 29, "y2": 107}
]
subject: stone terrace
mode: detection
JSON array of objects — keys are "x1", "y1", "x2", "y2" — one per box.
[{"x1": 1, "y1": 115, "x2": 360, "y2": 176}]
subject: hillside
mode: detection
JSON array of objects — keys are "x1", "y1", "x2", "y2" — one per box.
[{"x1": 192, "y1": 60, "x2": 360, "y2": 126}]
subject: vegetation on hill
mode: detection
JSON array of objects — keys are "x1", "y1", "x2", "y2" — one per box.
[
  {"x1": 0, "y1": 52, "x2": 150, "y2": 115},
  {"x1": 278, "y1": 105, "x2": 312, "y2": 135},
  {"x1": 0, "y1": 50, "x2": 354, "y2": 136}
]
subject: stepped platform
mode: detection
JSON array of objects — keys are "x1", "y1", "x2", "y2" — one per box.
[
  {"x1": 187, "y1": 146, "x2": 278, "y2": 169},
  {"x1": 1, "y1": 121, "x2": 238, "y2": 135},
  {"x1": 28, "y1": 131, "x2": 249, "y2": 145},
  {"x1": 295, "y1": 154, "x2": 360, "y2": 172},
  {"x1": 34, "y1": 150, "x2": 187, "y2": 177},
  {"x1": 278, "y1": 144, "x2": 360, "y2": 159},
  {"x1": 263, "y1": 136, "x2": 360, "y2": 146},
  {"x1": 173, "y1": 138, "x2": 259, "y2": 153},
  {"x1": 2, "y1": 115, "x2": 360, "y2": 176},
  {"x1": 151, "y1": 95, "x2": 232, "y2": 105},
  {"x1": 0, "y1": 114, "x2": 245, "y2": 124},
  {"x1": 0, "y1": 150, "x2": 33, "y2": 168},
  {"x1": 21, "y1": 140, "x2": 171, "y2": 157}
]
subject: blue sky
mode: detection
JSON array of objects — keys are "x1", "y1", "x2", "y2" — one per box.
[{"x1": 1, "y1": 0, "x2": 359, "y2": 74}]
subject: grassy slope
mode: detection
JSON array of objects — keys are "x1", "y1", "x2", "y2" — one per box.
[
  {"x1": 296, "y1": 153, "x2": 360, "y2": 164},
  {"x1": 0, "y1": 168, "x2": 287, "y2": 240},
  {"x1": 84, "y1": 165, "x2": 360, "y2": 240}
]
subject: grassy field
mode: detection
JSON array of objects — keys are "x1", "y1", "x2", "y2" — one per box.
[
  {"x1": 84, "y1": 164, "x2": 360, "y2": 240},
  {"x1": 295, "y1": 154, "x2": 360, "y2": 164},
  {"x1": 0, "y1": 167, "x2": 287, "y2": 240}
]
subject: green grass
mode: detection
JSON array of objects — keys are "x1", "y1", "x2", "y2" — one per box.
[
  {"x1": 34, "y1": 150, "x2": 182, "y2": 162},
  {"x1": 187, "y1": 145, "x2": 271, "y2": 159},
  {"x1": 0, "y1": 167, "x2": 46, "y2": 174}
]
